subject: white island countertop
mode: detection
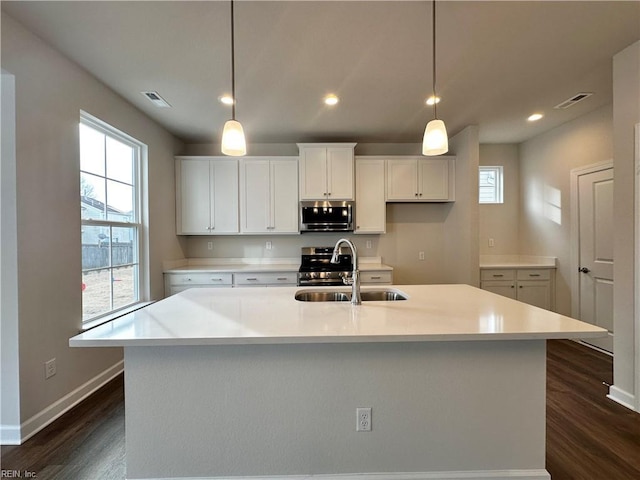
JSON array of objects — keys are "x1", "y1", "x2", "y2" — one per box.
[{"x1": 70, "y1": 284, "x2": 606, "y2": 347}]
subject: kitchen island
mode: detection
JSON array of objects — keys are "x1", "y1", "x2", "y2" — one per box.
[{"x1": 70, "y1": 284, "x2": 605, "y2": 480}]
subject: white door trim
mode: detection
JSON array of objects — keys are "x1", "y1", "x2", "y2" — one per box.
[
  {"x1": 569, "y1": 161, "x2": 614, "y2": 320},
  {"x1": 634, "y1": 123, "x2": 640, "y2": 412}
]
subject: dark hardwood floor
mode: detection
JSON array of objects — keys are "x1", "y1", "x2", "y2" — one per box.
[
  {"x1": 2, "y1": 340, "x2": 639, "y2": 479},
  {"x1": 546, "y1": 340, "x2": 640, "y2": 480}
]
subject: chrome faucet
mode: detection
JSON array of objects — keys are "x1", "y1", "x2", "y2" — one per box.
[{"x1": 331, "y1": 238, "x2": 361, "y2": 305}]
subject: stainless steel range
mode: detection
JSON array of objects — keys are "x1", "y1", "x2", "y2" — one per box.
[{"x1": 297, "y1": 246, "x2": 353, "y2": 286}]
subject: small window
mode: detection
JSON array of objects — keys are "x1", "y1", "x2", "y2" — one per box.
[
  {"x1": 479, "y1": 166, "x2": 503, "y2": 204},
  {"x1": 80, "y1": 112, "x2": 146, "y2": 324}
]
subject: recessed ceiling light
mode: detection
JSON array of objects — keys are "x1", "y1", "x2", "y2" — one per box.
[
  {"x1": 425, "y1": 95, "x2": 441, "y2": 106},
  {"x1": 324, "y1": 94, "x2": 339, "y2": 106},
  {"x1": 528, "y1": 113, "x2": 544, "y2": 122},
  {"x1": 219, "y1": 95, "x2": 235, "y2": 105}
]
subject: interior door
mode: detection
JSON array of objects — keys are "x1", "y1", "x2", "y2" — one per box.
[{"x1": 578, "y1": 167, "x2": 614, "y2": 352}]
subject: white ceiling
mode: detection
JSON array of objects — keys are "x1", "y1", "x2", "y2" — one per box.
[{"x1": 3, "y1": 1, "x2": 639, "y2": 145}]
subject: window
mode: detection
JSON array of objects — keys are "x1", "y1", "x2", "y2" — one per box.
[
  {"x1": 479, "y1": 166, "x2": 504, "y2": 204},
  {"x1": 80, "y1": 113, "x2": 146, "y2": 323}
]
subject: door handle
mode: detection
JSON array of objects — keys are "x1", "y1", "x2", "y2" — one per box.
[{"x1": 579, "y1": 267, "x2": 590, "y2": 273}]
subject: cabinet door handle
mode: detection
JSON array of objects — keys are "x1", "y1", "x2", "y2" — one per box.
[
  {"x1": 415, "y1": 193, "x2": 419, "y2": 197},
  {"x1": 510, "y1": 285, "x2": 515, "y2": 288},
  {"x1": 246, "y1": 278, "x2": 258, "y2": 281},
  {"x1": 529, "y1": 273, "x2": 541, "y2": 277},
  {"x1": 211, "y1": 278, "x2": 223, "y2": 282},
  {"x1": 492, "y1": 274, "x2": 504, "y2": 278},
  {"x1": 419, "y1": 193, "x2": 423, "y2": 197},
  {"x1": 277, "y1": 277, "x2": 287, "y2": 281},
  {"x1": 579, "y1": 267, "x2": 590, "y2": 273},
  {"x1": 370, "y1": 276, "x2": 381, "y2": 280},
  {"x1": 519, "y1": 285, "x2": 523, "y2": 288}
]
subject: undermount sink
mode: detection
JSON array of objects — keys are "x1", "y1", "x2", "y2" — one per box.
[
  {"x1": 295, "y1": 289, "x2": 408, "y2": 302},
  {"x1": 359, "y1": 290, "x2": 407, "y2": 301},
  {"x1": 294, "y1": 291, "x2": 350, "y2": 302}
]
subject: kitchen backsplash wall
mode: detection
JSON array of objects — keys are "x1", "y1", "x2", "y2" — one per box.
[
  {"x1": 187, "y1": 233, "x2": 381, "y2": 259},
  {"x1": 186, "y1": 203, "x2": 450, "y2": 285}
]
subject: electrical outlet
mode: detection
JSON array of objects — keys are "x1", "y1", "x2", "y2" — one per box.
[
  {"x1": 366, "y1": 240, "x2": 372, "y2": 249},
  {"x1": 207, "y1": 241, "x2": 213, "y2": 250},
  {"x1": 356, "y1": 407, "x2": 372, "y2": 432},
  {"x1": 419, "y1": 251, "x2": 425, "y2": 260},
  {"x1": 266, "y1": 241, "x2": 272, "y2": 250},
  {"x1": 488, "y1": 238, "x2": 495, "y2": 247},
  {"x1": 45, "y1": 358, "x2": 57, "y2": 379}
]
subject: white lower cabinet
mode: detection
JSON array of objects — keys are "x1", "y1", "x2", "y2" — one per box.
[
  {"x1": 164, "y1": 272, "x2": 233, "y2": 296},
  {"x1": 480, "y1": 268, "x2": 555, "y2": 311},
  {"x1": 360, "y1": 270, "x2": 393, "y2": 285},
  {"x1": 239, "y1": 157, "x2": 299, "y2": 234},
  {"x1": 233, "y1": 272, "x2": 298, "y2": 287}
]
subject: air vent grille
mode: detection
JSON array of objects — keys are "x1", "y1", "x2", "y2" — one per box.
[
  {"x1": 553, "y1": 92, "x2": 593, "y2": 110},
  {"x1": 141, "y1": 91, "x2": 171, "y2": 108}
]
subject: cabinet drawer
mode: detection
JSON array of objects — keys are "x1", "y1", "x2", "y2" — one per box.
[
  {"x1": 233, "y1": 272, "x2": 298, "y2": 286},
  {"x1": 480, "y1": 269, "x2": 515, "y2": 281},
  {"x1": 516, "y1": 269, "x2": 551, "y2": 281},
  {"x1": 167, "y1": 273, "x2": 233, "y2": 286},
  {"x1": 360, "y1": 271, "x2": 393, "y2": 284}
]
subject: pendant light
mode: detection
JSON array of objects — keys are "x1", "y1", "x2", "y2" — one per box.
[
  {"x1": 221, "y1": 0, "x2": 246, "y2": 156},
  {"x1": 422, "y1": 0, "x2": 448, "y2": 156}
]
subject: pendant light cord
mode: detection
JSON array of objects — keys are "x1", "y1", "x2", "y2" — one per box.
[
  {"x1": 230, "y1": 0, "x2": 236, "y2": 121},
  {"x1": 432, "y1": 0, "x2": 437, "y2": 120}
]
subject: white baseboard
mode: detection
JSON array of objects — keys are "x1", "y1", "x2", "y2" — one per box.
[
  {"x1": 0, "y1": 424, "x2": 22, "y2": 445},
  {"x1": 608, "y1": 385, "x2": 637, "y2": 412},
  {"x1": 132, "y1": 469, "x2": 551, "y2": 480},
  {"x1": 1, "y1": 360, "x2": 124, "y2": 445}
]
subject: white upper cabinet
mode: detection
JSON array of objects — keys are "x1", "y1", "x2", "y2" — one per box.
[
  {"x1": 386, "y1": 156, "x2": 455, "y2": 202},
  {"x1": 297, "y1": 143, "x2": 356, "y2": 200},
  {"x1": 239, "y1": 157, "x2": 299, "y2": 234},
  {"x1": 176, "y1": 157, "x2": 239, "y2": 235},
  {"x1": 354, "y1": 157, "x2": 386, "y2": 234}
]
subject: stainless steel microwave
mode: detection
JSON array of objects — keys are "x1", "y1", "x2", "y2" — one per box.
[{"x1": 299, "y1": 201, "x2": 354, "y2": 233}]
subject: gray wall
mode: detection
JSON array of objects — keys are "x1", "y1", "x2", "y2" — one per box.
[
  {"x1": 612, "y1": 40, "x2": 639, "y2": 407},
  {"x1": 518, "y1": 105, "x2": 613, "y2": 316},
  {"x1": 479, "y1": 144, "x2": 520, "y2": 255},
  {"x1": 1, "y1": 13, "x2": 185, "y2": 435}
]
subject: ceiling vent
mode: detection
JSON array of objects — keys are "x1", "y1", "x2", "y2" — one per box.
[
  {"x1": 141, "y1": 91, "x2": 171, "y2": 108},
  {"x1": 553, "y1": 92, "x2": 593, "y2": 110}
]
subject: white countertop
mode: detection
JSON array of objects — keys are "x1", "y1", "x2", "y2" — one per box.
[
  {"x1": 480, "y1": 255, "x2": 557, "y2": 269},
  {"x1": 69, "y1": 284, "x2": 605, "y2": 347}
]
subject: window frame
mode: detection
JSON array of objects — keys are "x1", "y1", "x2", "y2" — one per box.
[
  {"x1": 479, "y1": 165, "x2": 504, "y2": 204},
  {"x1": 79, "y1": 111, "x2": 149, "y2": 327}
]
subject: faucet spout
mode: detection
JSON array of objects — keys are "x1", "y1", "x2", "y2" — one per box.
[{"x1": 331, "y1": 238, "x2": 361, "y2": 305}]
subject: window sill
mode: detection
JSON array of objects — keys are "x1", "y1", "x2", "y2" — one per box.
[{"x1": 81, "y1": 301, "x2": 154, "y2": 332}]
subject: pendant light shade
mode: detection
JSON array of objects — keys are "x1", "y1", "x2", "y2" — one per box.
[
  {"x1": 422, "y1": 0, "x2": 448, "y2": 156},
  {"x1": 221, "y1": 119, "x2": 246, "y2": 156},
  {"x1": 221, "y1": 0, "x2": 246, "y2": 156},
  {"x1": 422, "y1": 119, "x2": 448, "y2": 156}
]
